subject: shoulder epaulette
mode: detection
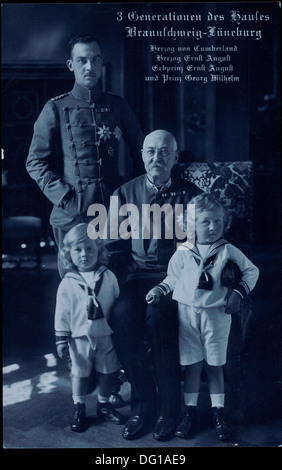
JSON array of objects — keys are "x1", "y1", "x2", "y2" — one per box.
[{"x1": 51, "y1": 92, "x2": 70, "y2": 101}]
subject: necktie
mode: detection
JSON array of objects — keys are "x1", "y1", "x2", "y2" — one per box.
[{"x1": 195, "y1": 254, "x2": 217, "y2": 290}]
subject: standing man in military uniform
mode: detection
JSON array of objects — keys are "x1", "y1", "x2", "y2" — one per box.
[{"x1": 26, "y1": 34, "x2": 144, "y2": 274}]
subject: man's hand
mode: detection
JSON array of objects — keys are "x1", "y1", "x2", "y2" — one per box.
[
  {"x1": 146, "y1": 287, "x2": 164, "y2": 305},
  {"x1": 225, "y1": 291, "x2": 241, "y2": 314},
  {"x1": 56, "y1": 343, "x2": 70, "y2": 361}
]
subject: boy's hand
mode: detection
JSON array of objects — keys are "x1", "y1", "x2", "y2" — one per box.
[
  {"x1": 225, "y1": 291, "x2": 241, "y2": 314},
  {"x1": 146, "y1": 287, "x2": 163, "y2": 305},
  {"x1": 56, "y1": 343, "x2": 70, "y2": 361}
]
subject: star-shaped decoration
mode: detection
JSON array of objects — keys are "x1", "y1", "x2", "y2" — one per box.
[
  {"x1": 113, "y1": 126, "x2": 122, "y2": 140},
  {"x1": 97, "y1": 125, "x2": 112, "y2": 142}
]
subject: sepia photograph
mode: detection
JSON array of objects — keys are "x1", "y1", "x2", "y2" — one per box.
[{"x1": 2, "y1": 2, "x2": 281, "y2": 453}]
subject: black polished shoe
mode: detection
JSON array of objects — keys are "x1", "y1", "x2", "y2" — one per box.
[
  {"x1": 122, "y1": 415, "x2": 147, "y2": 440},
  {"x1": 175, "y1": 406, "x2": 197, "y2": 439},
  {"x1": 96, "y1": 401, "x2": 125, "y2": 425},
  {"x1": 212, "y1": 407, "x2": 232, "y2": 441},
  {"x1": 71, "y1": 403, "x2": 86, "y2": 432},
  {"x1": 108, "y1": 393, "x2": 126, "y2": 408},
  {"x1": 153, "y1": 416, "x2": 176, "y2": 442}
]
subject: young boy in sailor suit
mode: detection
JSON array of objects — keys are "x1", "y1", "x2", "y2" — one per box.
[
  {"x1": 55, "y1": 223, "x2": 124, "y2": 431},
  {"x1": 146, "y1": 193, "x2": 259, "y2": 441}
]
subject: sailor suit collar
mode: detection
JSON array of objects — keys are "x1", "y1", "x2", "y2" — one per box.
[
  {"x1": 180, "y1": 239, "x2": 228, "y2": 291},
  {"x1": 180, "y1": 238, "x2": 228, "y2": 261}
]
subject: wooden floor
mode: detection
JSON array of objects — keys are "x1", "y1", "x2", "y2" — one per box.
[
  {"x1": 2, "y1": 250, "x2": 282, "y2": 450},
  {"x1": 3, "y1": 353, "x2": 282, "y2": 449}
]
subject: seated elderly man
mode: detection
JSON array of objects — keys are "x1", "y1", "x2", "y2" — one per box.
[{"x1": 104, "y1": 129, "x2": 201, "y2": 441}]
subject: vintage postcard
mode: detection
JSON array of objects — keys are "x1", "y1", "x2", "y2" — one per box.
[{"x1": 2, "y1": 2, "x2": 281, "y2": 452}]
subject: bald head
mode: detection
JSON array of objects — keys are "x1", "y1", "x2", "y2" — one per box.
[
  {"x1": 141, "y1": 129, "x2": 179, "y2": 185},
  {"x1": 143, "y1": 130, "x2": 178, "y2": 152}
]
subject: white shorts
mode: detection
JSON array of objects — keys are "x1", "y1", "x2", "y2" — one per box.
[
  {"x1": 178, "y1": 303, "x2": 232, "y2": 366},
  {"x1": 69, "y1": 335, "x2": 120, "y2": 377}
]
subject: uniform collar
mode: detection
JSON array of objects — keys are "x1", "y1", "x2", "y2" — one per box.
[
  {"x1": 71, "y1": 81, "x2": 102, "y2": 102},
  {"x1": 146, "y1": 176, "x2": 172, "y2": 192}
]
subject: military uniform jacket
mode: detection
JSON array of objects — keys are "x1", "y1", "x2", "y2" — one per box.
[
  {"x1": 26, "y1": 82, "x2": 144, "y2": 231},
  {"x1": 105, "y1": 172, "x2": 202, "y2": 273}
]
